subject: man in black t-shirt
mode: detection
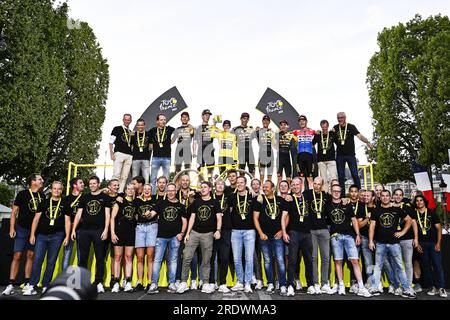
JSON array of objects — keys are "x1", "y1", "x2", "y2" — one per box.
[
  {"x1": 173, "y1": 111, "x2": 195, "y2": 172},
  {"x1": 193, "y1": 109, "x2": 216, "y2": 178},
  {"x1": 131, "y1": 118, "x2": 151, "y2": 184},
  {"x1": 2, "y1": 173, "x2": 45, "y2": 296},
  {"x1": 332, "y1": 112, "x2": 374, "y2": 197},
  {"x1": 177, "y1": 182, "x2": 222, "y2": 294},
  {"x1": 110, "y1": 113, "x2": 133, "y2": 192},
  {"x1": 149, "y1": 114, "x2": 175, "y2": 191},
  {"x1": 232, "y1": 112, "x2": 257, "y2": 175}
]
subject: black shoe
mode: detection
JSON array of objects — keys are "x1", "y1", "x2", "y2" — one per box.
[
  {"x1": 401, "y1": 289, "x2": 417, "y2": 299},
  {"x1": 144, "y1": 284, "x2": 150, "y2": 292},
  {"x1": 134, "y1": 283, "x2": 144, "y2": 292}
]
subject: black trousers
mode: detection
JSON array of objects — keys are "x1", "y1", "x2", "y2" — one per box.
[
  {"x1": 209, "y1": 229, "x2": 231, "y2": 285},
  {"x1": 78, "y1": 228, "x2": 105, "y2": 284},
  {"x1": 287, "y1": 230, "x2": 314, "y2": 288}
]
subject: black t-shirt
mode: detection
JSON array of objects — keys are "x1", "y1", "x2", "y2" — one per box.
[
  {"x1": 36, "y1": 198, "x2": 69, "y2": 235},
  {"x1": 303, "y1": 190, "x2": 331, "y2": 230},
  {"x1": 111, "y1": 126, "x2": 132, "y2": 155},
  {"x1": 224, "y1": 185, "x2": 237, "y2": 196},
  {"x1": 417, "y1": 209, "x2": 439, "y2": 244},
  {"x1": 356, "y1": 204, "x2": 374, "y2": 238},
  {"x1": 286, "y1": 195, "x2": 311, "y2": 233},
  {"x1": 106, "y1": 193, "x2": 124, "y2": 209},
  {"x1": 78, "y1": 193, "x2": 111, "y2": 230},
  {"x1": 113, "y1": 198, "x2": 136, "y2": 229},
  {"x1": 131, "y1": 130, "x2": 151, "y2": 160},
  {"x1": 135, "y1": 197, "x2": 157, "y2": 224},
  {"x1": 174, "y1": 125, "x2": 194, "y2": 148},
  {"x1": 398, "y1": 201, "x2": 416, "y2": 240},
  {"x1": 333, "y1": 123, "x2": 360, "y2": 156},
  {"x1": 188, "y1": 198, "x2": 220, "y2": 233},
  {"x1": 371, "y1": 206, "x2": 407, "y2": 244},
  {"x1": 233, "y1": 126, "x2": 256, "y2": 152},
  {"x1": 227, "y1": 192, "x2": 255, "y2": 230},
  {"x1": 64, "y1": 193, "x2": 84, "y2": 223},
  {"x1": 326, "y1": 201, "x2": 354, "y2": 236},
  {"x1": 213, "y1": 193, "x2": 232, "y2": 230},
  {"x1": 312, "y1": 131, "x2": 338, "y2": 162},
  {"x1": 256, "y1": 128, "x2": 274, "y2": 158},
  {"x1": 277, "y1": 131, "x2": 295, "y2": 155},
  {"x1": 153, "y1": 199, "x2": 188, "y2": 238},
  {"x1": 14, "y1": 189, "x2": 46, "y2": 229},
  {"x1": 254, "y1": 195, "x2": 286, "y2": 237},
  {"x1": 149, "y1": 126, "x2": 175, "y2": 158}
]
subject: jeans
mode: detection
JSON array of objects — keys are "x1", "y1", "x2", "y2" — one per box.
[
  {"x1": 112, "y1": 152, "x2": 133, "y2": 192},
  {"x1": 259, "y1": 237, "x2": 286, "y2": 286},
  {"x1": 30, "y1": 232, "x2": 65, "y2": 287},
  {"x1": 78, "y1": 228, "x2": 106, "y2": 284},
  {"x1": 336, "y1": 155, "x2": 360, "y2": 197},
  {"x1": 311, "y1": 229, "x2": 330, "y2": 285},
  {"x1": 62, "y1": 235, "x2": 80, "y2": 271},
  {"x1": 400, "y1": 239, "x2": 414, "y2": 287},
  {"x1": 287, "y1": 230, "x2": 313, "y2": 288},
  {"x1": 361, "y1": 236, "x2": 375, "y2": 287},
  {"x1": 132, "y1": 160, "x2": 150, "y2": 184},
  {"x1": 209, "y1": 230, "x2": 231, "y2": 285},
  {"x1": 151, "y1": 157, "x2": 171, "y2": 191},
  {"x1": 181, "y1": 231, "x2": 213, "y2": 283},
  {"x1": 330, "y1": 234, "x2": 359, "y2": 260},
  {"x1": 152, "y1": 236, "x2": 180, "y2": 285},
  {"x1": 373, "y1": 243, "x2": 410, "y2": 290},
  {"x1": 231, "y1": 229, "x2": 256, "y2": 285},
  {"x1": 420, "y1": 241, "x2": 445, "y2": 289}
]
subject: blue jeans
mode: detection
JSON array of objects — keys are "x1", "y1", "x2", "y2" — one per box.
[
  {"x1": 373, "y1": 243, "x2": 409, "y2": 290},
  {"x1": 400, "y1": 239, "x2": 414, "y2": 287},
  {"x1": 152, "y1": 236, "x2": 180, "y2": 285},
  {"x1": 62, "y1": 235, "x2": 80, "y2": 271},
  {"x1": 231, "y1": 229, "x2": 256, "y2": 285},
  {"x1": 420, "y1": 241, "x2": 445, "y2": 289},
  {"x1": 361, "y1": 236, "x2": 375, "y2": 286},
  {"x1": 330, "y1": 234, "x2": 359, "y2": 260},
  {"x1": 30, "y1": 232, "x2": 65, "y2": 287},
  {"x1": 259, "y1": 237, "x2": 286, "y2": 286},
  {"x1": 151, "y1": 157, "x2": 171, "y2": 191},
  {"x1": 336, "y1": 155, "x2": 360, "y2": 196}
]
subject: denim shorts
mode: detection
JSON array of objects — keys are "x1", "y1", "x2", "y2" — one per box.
[
  {"x1": 135, "y1": 222, "x2": 158, "y2": 248},
  {"x1": 13, "y1": 224, "x2": 35, "y2": 253},
  {"x1": 331, "y1": 233, "x2": 359, "y2": 260}
]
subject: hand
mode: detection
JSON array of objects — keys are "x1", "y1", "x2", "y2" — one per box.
[
  {"x1": 63, "y1": 237, "x2": 69, "y2": 247},
  {"x1": 29, "y1": 235, "x2": 36, "y2": 246},
  {"x1": 274, "y1": 230, "x2": 283, "y2": 240},
  {"x1": 342, "y1": 198, "x2": 349, "y2": 205},
  {"x1": 111, "y1": 234, "x2": 118, "y2": 244},
  {"x1": 101, "y1": 188, "x2": 110, "y2": 194},
  {"x1": 184, "y1": 233, "x2": 190, "y2": 244},
  {"x1": 176, "y1": 233, "x2": 183, "y2": 241},
  {"x1": 283, "y1": 233, "x2": 290, "y2": 243},
  {"x1": 413, "y1": 239, "x2": 419, "y2": 248},
  {"x1": 394, "y1": 231, "x2": 404, "y2": 238},
  {"x1": 214, "y1": 231, "x2": 221, "y2": 240},
  {"x1": 369, "y1": 241, "x2": 375, "y2": 251},
  {"x1": 435, "y1": 243, "x2": 441, "y2": 252},
  {"x1": 355, "y1": 235, "x2": 361, "y2": 246},
  {"x1": 188, "y1": 191, "x2": 195, "y2": 197},
  {"x1": 111, "y1": 153, "x2": 116, "y2": 161},
  {"x1": 367, "y1": 142, "x2": 374, "y2": 150},
  {"x1": 144, "y1": 210, "x2": 151, "y2": 218},
  {"x1": 116, "y1": 196, "x2": 123, "y2": 204},
  {"x1": 9, "y1": 228, "x2": 16, "y2": 239},
  {"x1": 71, "y1": 231, "x2": 77, "y2": 241},
  {"x1": 417, "y1": 244, "x2": 423, "y2": 254},
  {"x1": 101, "y1": 231, "x2": 108, "y2": 241},
  {"x1": 260, "y1": 233, "x2": 268, "y2": 241},
  {"x1": 256, "y1": 126, "x2": 261, "y2": 131},
  {"x1": 285, "y1": 195, "x2": 293, "y2": 202}
]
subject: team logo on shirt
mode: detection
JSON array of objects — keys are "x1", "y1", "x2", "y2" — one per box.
[
  {"x1": 45, "y1": 206, "x2": 62, "y2": 220},
  {"x1": 86, "y1": 200, "x2": 101, "y2": 216},
  {"x1": 124, "y1": 206, "x2": 135, "y2": 220},
  {"x1": 139, "y1": 204, "x2": 154, "y2": 218},
  {"x1": 163, "y1": 206, "x2": 179, "y2": 222},
  {"x1": 380, "y1": 212, "x2": 395, "y2": 228},
  {"x1": 28, "y1": 198, "x2": 43, "y2": 213},
  {"x1": 421, "y1": 216, "x2": 432, "y2": 232},
  {"x1": 310, "y1": 199, "x2": 326, "y2": 214},
  {"x1": 198, "y1": 205, "x2": 211, "y2": 221},
  {"x1": 264, "y1": 201, "x2": 281, "y2": 219},
  {"x1": 330, "y1": 208, "x2": 345, "y2": 224}
]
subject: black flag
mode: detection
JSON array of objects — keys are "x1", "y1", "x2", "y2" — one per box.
[
  {"x1": 136, "y1": 86, "x2": 188, "y2": 129},
  {"x1": 255, "y1": 88, "x2": 300, "y2": 130}
]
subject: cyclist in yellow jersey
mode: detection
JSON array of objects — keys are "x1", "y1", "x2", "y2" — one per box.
[{"x1": 211, "y1": 120, "x2": 238, "y2": 174}]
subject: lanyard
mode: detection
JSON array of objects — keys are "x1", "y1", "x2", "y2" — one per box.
[
  {"x1": 321, "y1": 131, "x2": 329, "y2": 153},
  {"x1": 142, "y1": 195, "x2": 152, "y2": 202},
  {"x1": 312, "y1": 191, "x2": 323, "y2": 219},
  {"x1": 49, "y1": 198, "x2": 61, "y2": 226},
  {"x1": 365, "y1": 204, "x2": 371, "y2": 225},
  {"x1": 236, "y1": 192, "x2": 248, "y2": 220},
  {"x1": 70, "y1": 194, "x2": 82, "y2": 208},
  {"x1": 338, "y1": 123, "x2": 348, "y2": 145},
  {"x1": 157, "y1": 126, "x2": 167, "y2": 146},
  {"x1": 180, "y1": 190, "x2": 190, "y2": 208},
  {"x1": 264, "y1": 195, "x2": 277, "y2": 220},
  {"x1": 351, "y1": 201, "x2": 359, "y2": 216},
  {"x1": 156, "y1": 193, "x2": 166, "y2": 201},
  {"x1": 417, "y1": 209, "x2": 428, "y2": 235},
  {"x1": 29, "y1": 189, "x2": 41, "y2": 211},
  {"x1": 294, "y1": 194, "x2": 306, "y2": 222},
  {"x1": 213, "y1": 193, "x2": 225, "y2": 210},
  {"x1": 122, "y1": 127, "x2": 131, "y2": 147},
  {"x1": 137, "y1": 131, "x2": 146, "y2": 148}
]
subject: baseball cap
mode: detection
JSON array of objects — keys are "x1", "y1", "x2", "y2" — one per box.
[
  {"x1": 279, "y1": 119, "x2": 289, "y2": 125},
  {"x1": 298, "y1": 114, "x2": 307, "y2": 121},
  {"x1": 223, "y1": 120, "x2": 231, "y2": 126},
  {"x1": 262, "y1": 115, "x2": 271, "y2": 121},
  {"x1": 202, "y1": 109, "x2": 212, "y2": 116},
  {"x1": 180, "y1": 111, "x2": 190, "y2": 118},
  {"x1": 240, "y1": 112, "x2": 250, "y2": 119}
]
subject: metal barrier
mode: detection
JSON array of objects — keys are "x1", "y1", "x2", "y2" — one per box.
[{"x1": 66, "y1": 162, "x2": 113, "y2": 195}]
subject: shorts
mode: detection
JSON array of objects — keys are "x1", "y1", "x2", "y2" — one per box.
[
  {"x1": 330, "y1": 234, "x2": 359, "y2": 260},
  {"x1": 297, "y1": 152, "x2": 313, "y2": 177},
  {"x1": 113, "y1": 224, "x2": 136, "y2": 247},
  {"x1": 13, "y1": 224, "x2": 35, "y2": 253},
  {"x1": 259, "y1": 154, "x2": 274, "y2": 176},
  {"x1": 277, "y1": 153, "x2": 292, "y2": 178},
  {"x1": 135, "y1": 222, "x2": 158, "y2": 248}
]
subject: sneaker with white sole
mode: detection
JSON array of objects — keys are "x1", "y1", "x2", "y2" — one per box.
[
  {"x1": 427, "y1": 287, "x2": 438, "y2": 296},
  {"x1": 314, "y1": 284, "x2": 322, "y2": 295},
  {"x1": 21, "y1": 283, "x2": 31, "y2": 293},
  {"x1": 307, "y1": 286, "x2": 316, "y2": 295},
  {"x1": 413, "y1": 283, "x2": 422, "y2": 293},
  {"x1": 111, "y1": 282, "x2": 120, "y2": 293},
  {"x1": 330, "y1": 283, "x2": 338, "y2": 294},
  {"x1": 147, "y1": 283, "x2": 159, "y2": 294},
  {"x1": 439, "y1": 288, "x2": 447, "y2": 298},
  {"x1": 280, "y1": 286, "x2": 287, "y2": 296},
  {"x1": 231, "y1": 282, "x2": 244, "y2": 291},
  {"x1": 394, "y1": 287, "x2": 402, "y2": 296},
  {"x1": 295, "y1": 280, "x2": 302, "y2": 291},
  {"x1": 388, "y1": 285, "x2": 395, "y2": 295},
  {"x1": 251, "y1": 275, "x2": 257, "y2": 285},
  {"x1": 23, "y1": 285, "x2": 37, "y2": 296},
  {"x1": 275, "y1": 281, "x2": 280, "y2": 290},
  {"x1": 201, "y1": 283, "x2": 214, "y2": 294},
  {"x1": 401, "y1": 289, "x2": 417, "y2": 299},
  {"x1": 2, "y1": 284, "x2": 15, "y2": 296},
  {"x1": 167, "y1": 283, "x2": 177, "y2": 293},
  {"x1": 369, "y1": 287, "x2": 381, "y2": 296},
  {"x1": 97, "y1": 283, "x2": 105, "y2": 294},
  {"x1": 266, "y1": 283, "x2": 275, "y2": 294},
  {"x1": 218, "y1": 285, "x2": 231, "y2": 293},
  {"x1": 349, "y1": 283, "x2": 358, "y2": 294},
  {"x1": 198, "y1": 280, "x2": 203, "y2": 290},
  {"x1": 338, "y1": 284, "x2": 346, "y2": 295},
  {"x1": 287, "y1": 285, "x2": 295, "y2": 296},
  {"x1": 357, "y1": 287, "x2": 372, "y2": 298},
  {"x1": 214, "y1": 284, "x2": 219, "y2": 290},
  {"x1": 244, "y1": 284, "x2": 253, "y2": 293},
  {"x1": 176, "y1": 282, "x2": 189, "y2": 294},
  {"x1": 190, "y1": 280, "x2": 198, "y2": 290},
  {"x1": 255, "y1": 280, "x2": 263, "y2": 290},
  {"x1": 321, "y1": 284, "x2": 333, "y2": 295},
  {"x1": 41, "y1": 287, "x2": 47, "y2": 295},
  {"x1": 124, "y1": 281, "x2": 133, "y2": 292},
  {"x1": 378, "y1": 283, "x2": 384, "y2": 293}
]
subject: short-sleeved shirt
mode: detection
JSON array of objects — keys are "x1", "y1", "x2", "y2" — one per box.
[
  {"x1": 232, "y1": 126, "x2": 256, "y2": 153},
  {"x1": 286, "y1": 195, "x2": 311, "y2": 233},
  {"x1": 113, "y1": 198, "x2": 137, "y2": 229},
  {"x1": 64, "y1": 193, "x2": 84, "y2": 223},
  {"x1": 303, "y1": 190, "x2": 331, "y2": 230},
  {"x1": 153, "y1": 199, "x2": 188, "y2": 238},
  {"x1": 333, "y1": 123, "x2": 360, "y2": 156},
  {"x1": 417, "y1": 209, "x2": 439, "y2": 244},
  {"x1": 256, "y1": 128, "x2": 275, "y2": 158},
  {"x1": 214, "y1": 193, "x2": 232, "y2": 230},
  {"x1": 14, "y1": 189, "x2": 46, "y2": 229},
  {"x1": 312, "y1": 131, "x2": 338, "y2": 162},
  {"x1": 277, "y1": 131, "x2": 296, "y2": 155},
  {"x1": 398, "y1": 201, "x2": 416, "y2": 240},
  {"x1": 326, "y1": 201, "x2": 355, "y2": 236},
  {"x1": 370, "y1": 206, "x2": 407, "y2": 244},
  {"x1": 37, "y1": 198, "x2": 69, "y2": 235},
  {"x1": 135, "y1": 197, "x2": 157, "y2": 224},
  {"x1": 188, "y1": 198, "x2": 221, "y2": 233},
  {"x1": 195, "y1": 124, "x2": 215, "y2": 150},
  {"x1": 174, "y1": 125, "x2": 194, "y2": 147},
  {"x1": 111, "y1": 126, "x2": 132, "y2": 155},
  {"x1": 253, "y1": 195, "x2": 287, "y2": 237},
  {"x1": 227, "y1": 192, "x2": 255, "y2": 230},
  {"x1": 356, "y1": 204, "x2": 374, "y2": 238},
  {"x1": 78, "y1": 193, "x2": 111, "y2": 230},
  {"x1": 131, "y1": 130, "x2": 151, "y2": 160},
  {"x1": 149, "y1": 126, "x2": 175, "y2": 158}
]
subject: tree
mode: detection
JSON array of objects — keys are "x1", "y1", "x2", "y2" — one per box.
[
  {"x1": 0, "y1": 183, "x2": 14, "y2": 206},
  {"x1": 367, "y1": 14, "x2": 450, "y2": 183}
]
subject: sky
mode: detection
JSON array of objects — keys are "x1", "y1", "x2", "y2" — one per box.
[{"x1": 67, "y1": 0, "x2": 449, "y2": 178}]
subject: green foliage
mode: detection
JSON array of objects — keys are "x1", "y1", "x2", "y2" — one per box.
[
  {"x1": 0, "y1": 183, "x2": 14, "y2": 206},
  {"x1": 367, "y1": 14, "x2": 450, "y2": 183}
]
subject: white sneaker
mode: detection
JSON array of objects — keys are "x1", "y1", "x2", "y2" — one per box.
[
  {"x1": 280, "y1": 286, "x2": 287, "y2": 296},
  {"x1": 307, "y1": 286, "x2": 316, "y2": 295},
  {"x1": 321, "y1": 284, "x2": 333, "y2": 294},
  {"x1": 275, "y1": 281, "x2": 280, "y2": 290},
  {"x1": 439, "y1": 288, "x2": 447, "y2": 298},
  {"x1": 176, "y1": 282, "x2": 189, "y2": 294},
  {"x1": 314, "y1": 284, "x2": 322, "y2": 295},
  {"x1": 378, "y1": 283, "x2": 384, "y2": 293},
  {"x1": 198, "y1": 280, "x2": 204, "y2": 290},
  {"x1": 231, "y1": 282, "x2": 244, "y2": 292},
  {"x1": 218, "y1": 284, "x2": 231, "y2": 293},
  {"x1": 251, "y1": 275, "x2": 257, "y2": 285},
  {"x1": 21, "y1": 283, "x2": 31, "y2": 293},
  {"x1": 287, "y1": 285, "x2": 295, "y2": 297},
  {"x1": 388, "y1": 285, "x2": 395, "y2": 295},
  {"x1": 190, "y1": 280, "x2": 198, "y2": 290},
  {"x1": 147, "y1": 283, "x2": 159, "y2": 294},
  {"x1": 413, "y1": 283, "x2": 422, "y2": 293},
  {"x1": 42, "y1": 287, "x2": 47, "y2": 295},
  {"x1": 121, "y1": 279, "x2": 126, "y2": 288},
  {"x1": 427, "y1": 287, "x2": 438, "y2": 296},
  {"x1": 124, "y1": 281, "x2": 133, "y2": 292},
  {"x1": 295, "y1": 280, "x2": 302, "y2": 291},
  {"x1": 22, "y1": 285, "x2": 37, "y2": 296},
  {"x1": 357, "y1": 287, "x2": 372, "y2": 298},
  {"x1": 111, "y1": 282, "x2": 120, "y2": 293},
  {"x1": 2, "y1": 284, "x2": 14, "y2": 296},
  {"x1": 167, "y1": 283, "x2": 177, "y2": 293},
  {"x1": 266, "y1": 283, "x2": 275, "y2": 294},
  {"x1": 97, "y1": 283, "x2": 105, "y2": 294},
  {"x1": 255, "y1": 280, "x2": 263, "y2": 290},
  {"x1": 214, "y1": 283, "x2": 219, "y2": 290},
  {"x1": 369, "y1": 287, "x2": 381, "y2": 296},
  {"x1": 201, "y1": 283, "x2": 213, "y2": 294},
  {"x1": 244, "y1": 284, "x2": 253, "y2": 293},
  {"x1": 394, "y1": 287, "x2": 402, "y2": 296},
  {"x1": 338, "y1": 284, "x2": 346, "y2": 295},
  {"x1": 349, "y1": 283, "x2": 358, "y2": 294}
]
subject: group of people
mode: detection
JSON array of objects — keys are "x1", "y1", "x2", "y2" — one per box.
[{"x1": 2, "y1": 170, "x2": 447, "y2": 299}]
